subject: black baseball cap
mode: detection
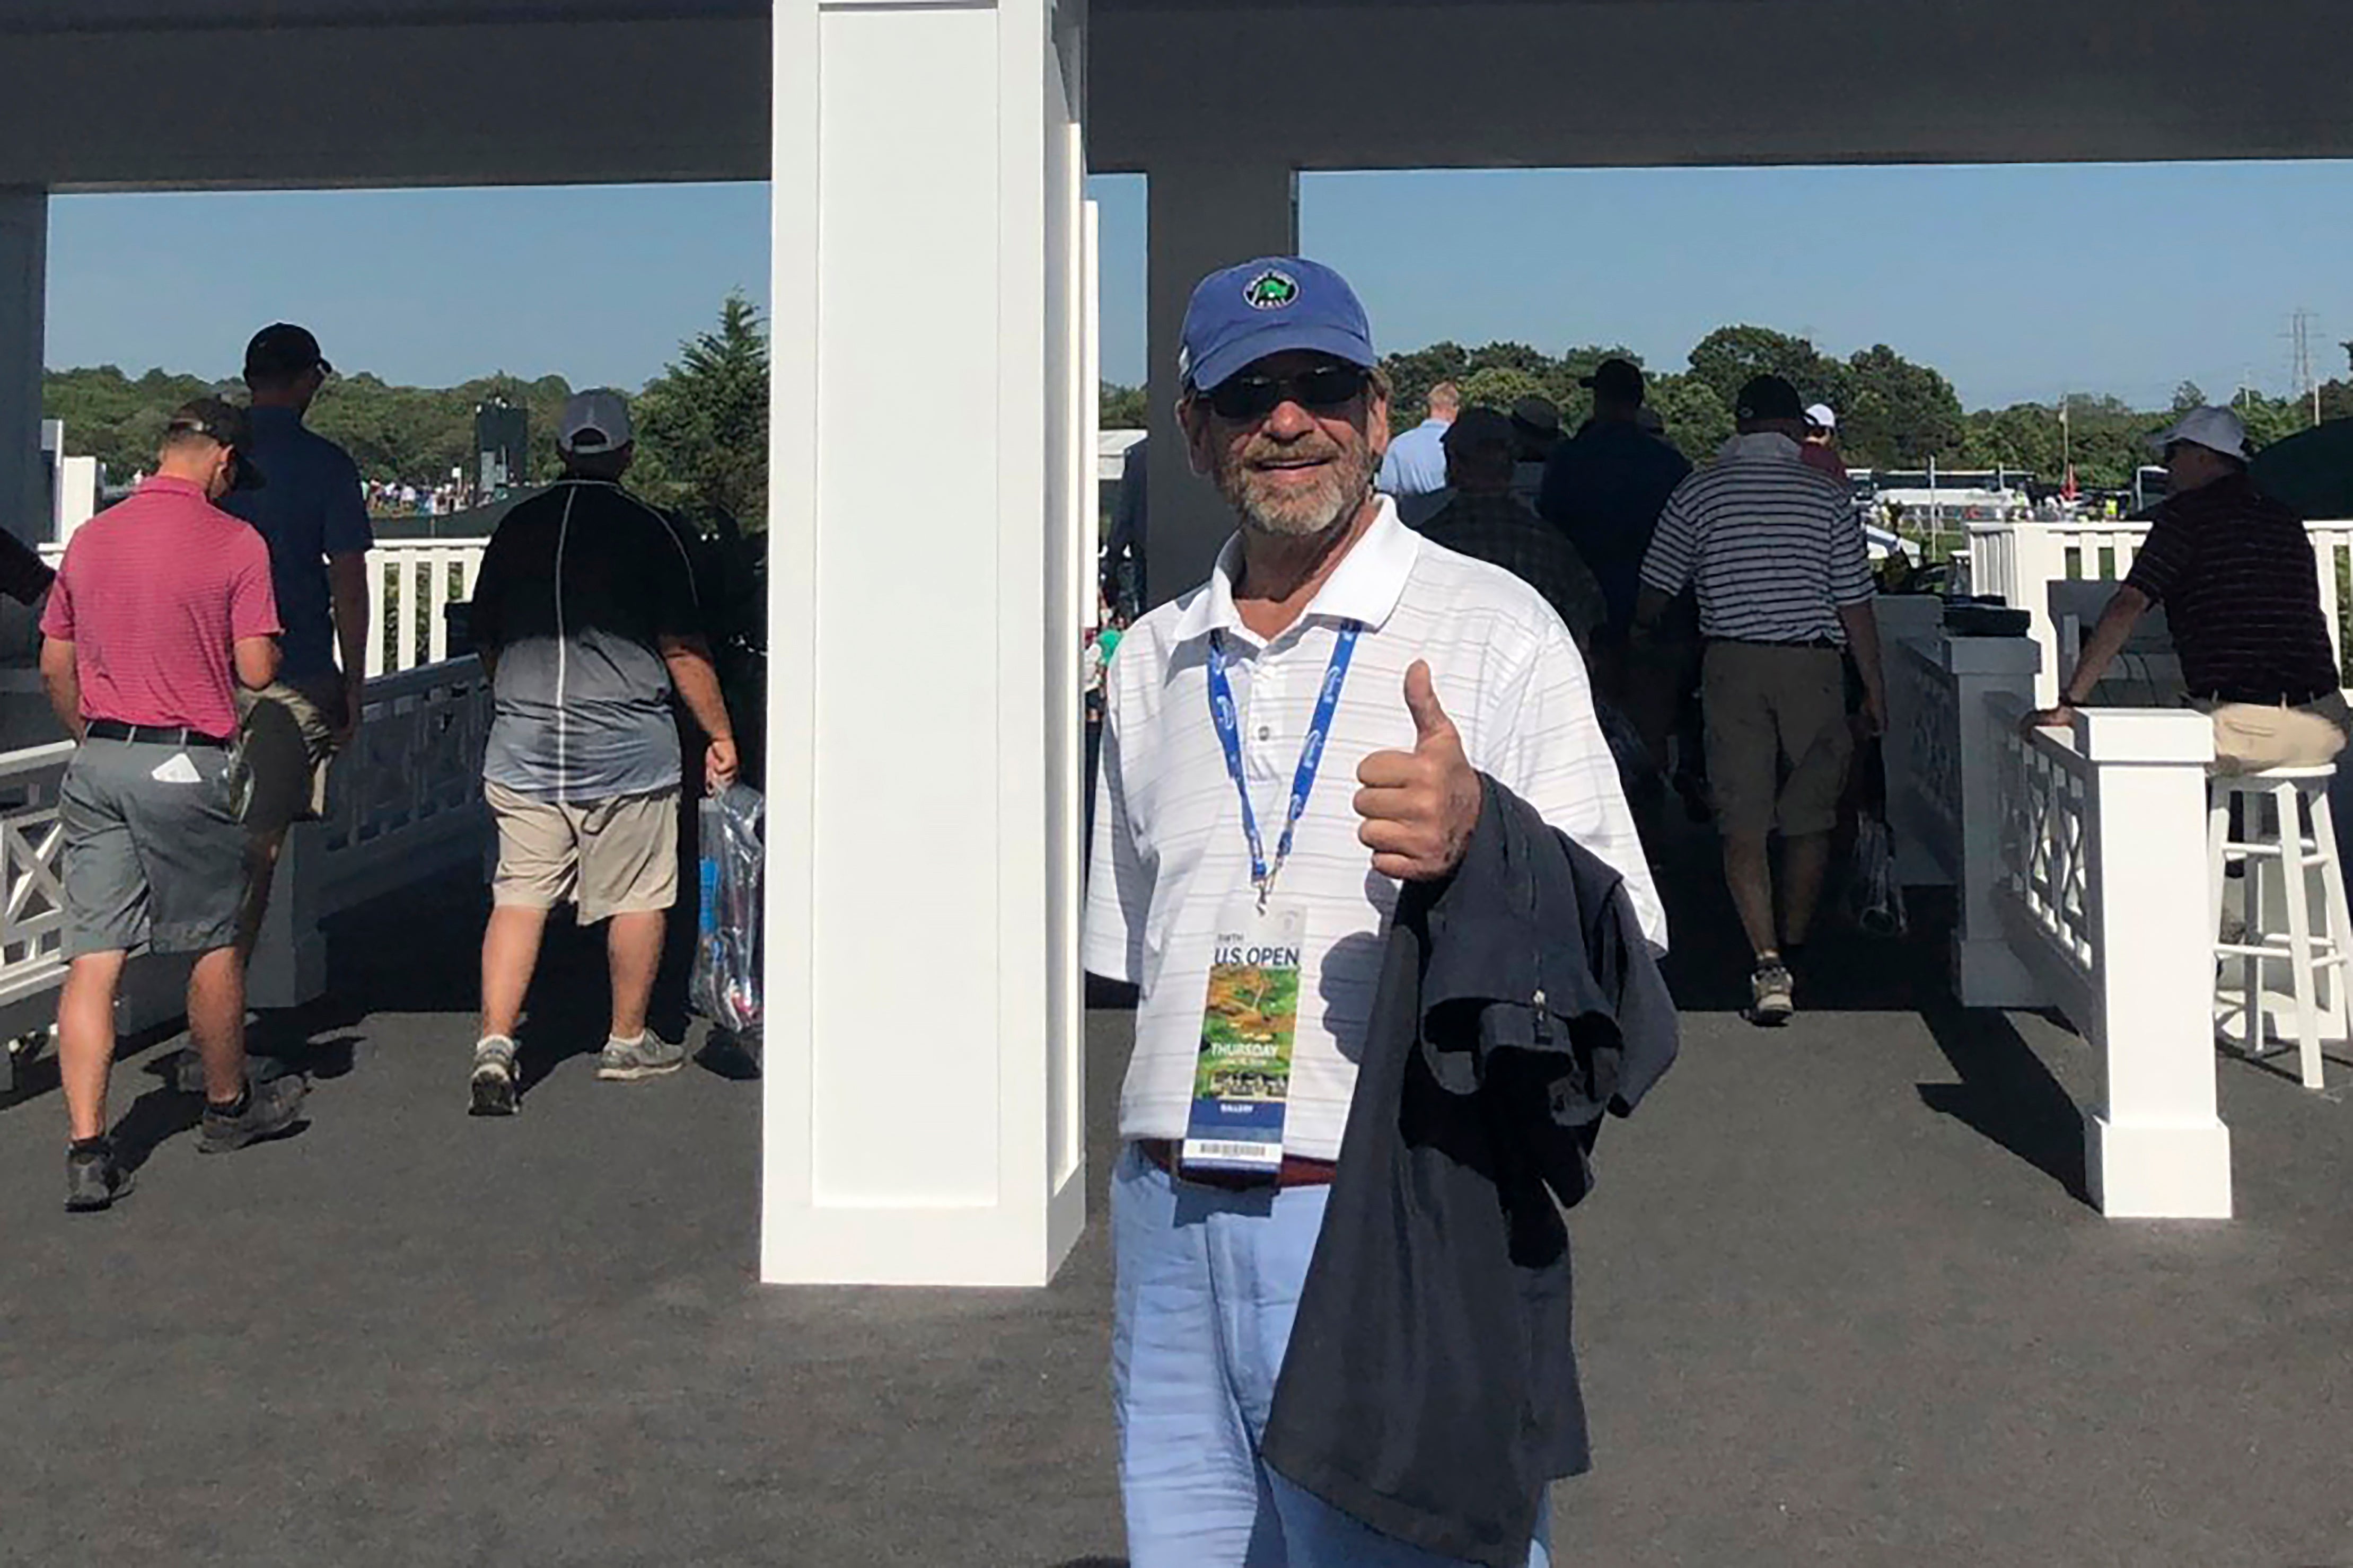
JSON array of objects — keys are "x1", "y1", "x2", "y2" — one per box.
[
  {"x1": 1580, "y1": 357, "x2": 1646, "y2": 405},
  {"x1": 244, "y1": 323, "x2": 331, "y2": 384},
  {"x1": 1735, "y1": 374, "x2": 1805, "y2": 423},
  {"x1": 1509, "y1": 395, "x2": 1561, "y2": 439},
  {"x1": 165, "y1": 397, "x2": 267, "y2": 490},
  {"x1": 1441, "y1": 406, "x2": 1517, "y2": 455}
]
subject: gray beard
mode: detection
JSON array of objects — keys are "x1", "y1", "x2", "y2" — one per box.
[{"x1": 1223, "y1": 461, "x2": 1376, "y2": 542}]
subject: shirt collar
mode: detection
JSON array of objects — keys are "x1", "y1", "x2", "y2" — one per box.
[
  {"x1": 1716, "y1": 430, "x2": 1803, "y2": 463},
  {"x1": 137, "y1": 475, "x2": 208, "y2": 501},
  {"x1": 1172, "y1": 496, "x2": 1420, "y2": 644}
]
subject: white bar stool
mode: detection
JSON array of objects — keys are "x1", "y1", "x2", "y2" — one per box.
[{"x1": 2209, "y1": 764, "x2": 2352, "y2": 1089}]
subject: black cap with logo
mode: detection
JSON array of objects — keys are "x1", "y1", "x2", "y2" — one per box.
[
  {"x1": 243, "y1": 323, "x2": 331, "y2": 384},
  {"x1": 165, "y1": 397, "x2": 267, "y2": 490}
]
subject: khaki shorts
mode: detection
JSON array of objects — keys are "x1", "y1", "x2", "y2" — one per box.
[
  {"x1": 487, "y1": 780, "x2": 680, "y2": 923},
  {"x1": 1702, "y1": 641, "x2": 1854, "y2": 839},
  {"x1": 2201, "y1": 690, "x2": 2353, "y2": 776},
  {"x1": 237, "y1": 676, "x2": 344, "y2": 834}
]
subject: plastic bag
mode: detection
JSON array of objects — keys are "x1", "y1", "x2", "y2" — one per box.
[
  {"x1": 1847, "y1": 814, "x2": 1908, "y2": 938},
  {"x1": 1595, "y1": 697, "x2": 1664, "y2": 813},
  {"x1": 691, "y1": 783, "x2": 766, "y2": 1037}
]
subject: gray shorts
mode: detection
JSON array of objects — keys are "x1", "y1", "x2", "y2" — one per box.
[{"x1": 60, "y1": 738, "x2": 252, "y2": 959}]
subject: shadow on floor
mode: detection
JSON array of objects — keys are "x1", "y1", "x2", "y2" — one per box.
[{"x1": 1916, "y1": 1002, "x2": 2090, "y2": 1204}]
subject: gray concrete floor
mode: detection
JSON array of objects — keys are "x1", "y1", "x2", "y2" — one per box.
[{"x1": 4, "y1": 831, "x2": 2352, "y2": 1567}]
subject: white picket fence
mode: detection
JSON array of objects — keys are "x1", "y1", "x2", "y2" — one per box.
[
  {"x1": 0, "y1": 658, "x2": 490, "y2": 1091},
  {"x1": 1966, "y1": 518, "x2": 2353, "y2": 704},
  {"x1": 37, "y1": 538, "x2": 490, "y2": 681},
  {"x1": 1884, "y1": 616, "x2": 2233, "y2": 1219}
]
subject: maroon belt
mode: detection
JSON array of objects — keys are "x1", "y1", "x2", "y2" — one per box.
[{"x1": 1138, "y1": 1139, "x2": 1336, "y2": 1191}]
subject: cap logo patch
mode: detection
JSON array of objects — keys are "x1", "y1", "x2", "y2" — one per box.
[{"x1": 1242, "y1": 269, "x2": 1301, "y2": 312}]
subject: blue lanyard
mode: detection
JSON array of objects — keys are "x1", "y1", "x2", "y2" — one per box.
[{"x1": 1206, "y1": 622, "x2": 1361, "y2": 902}]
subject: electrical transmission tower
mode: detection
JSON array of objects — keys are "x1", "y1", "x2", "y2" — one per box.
[{"x1": 2289, "y1": 307, "x2": 2321, "y2": 427}]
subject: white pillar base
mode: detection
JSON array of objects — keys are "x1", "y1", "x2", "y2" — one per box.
[
  {"x1": 1952, "y1": 935, "x2": 2046, "y2": 1010},
  {"x1": 245, "y1": 846, "x2": 329, "y2": 1011},
  {"x1": 2085, "y1": 1114, "x2": 2232, "y2": 1219}
]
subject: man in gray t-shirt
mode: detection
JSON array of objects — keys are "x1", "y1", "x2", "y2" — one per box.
[{"x1": 460, "y1": 390, "x2": 738, "y2": 1115}]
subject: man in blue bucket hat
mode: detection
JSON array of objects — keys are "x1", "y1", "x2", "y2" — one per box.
[{"x1": 1085, "y1": 257, "x2": 1666, "y2": 1566}]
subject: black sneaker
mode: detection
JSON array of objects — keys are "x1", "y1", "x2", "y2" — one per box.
[
  {"x1": 198, "y1": 1075, "x2": 309, "y2": 1153},
  {"x1": 469, "y1": 1035, "x2": 519, "y2": 1117},
  {"x1": 65, "y1": 1145, "x2": 135, "y2": 1212}
]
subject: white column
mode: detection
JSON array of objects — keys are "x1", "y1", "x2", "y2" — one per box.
[
  {"x1": 1142, "y1": 157, "x2": 1297, "y2": 607},
  {"x1": 0, "y1": 190, "x2": 41, "y2": 551},
  {"x1": 2074, "y1": 709, "x2": 2231, "y2": 1219},
  {"x1": 1946, "y1": 634, "x2": 2048, "y2": 1007},
  {"x1": 762, "y1": 0, "x2": 1087, "y2": 1286}
]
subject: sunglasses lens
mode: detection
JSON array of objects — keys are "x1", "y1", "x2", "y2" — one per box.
[
  {"x1": 1209, "y1": 378, "x2": 1280, "y2": 421},
  {"x1": 1296, "y1": 367, "x2": 1366, "y2": 409},
  {"x1": 1208, "y1": 367, "x2": 1365, "y2": 421}
]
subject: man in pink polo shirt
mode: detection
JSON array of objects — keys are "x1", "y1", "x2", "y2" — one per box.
[{"x1": 39, "y1": 399, "x2": 308, "y2": 1212}]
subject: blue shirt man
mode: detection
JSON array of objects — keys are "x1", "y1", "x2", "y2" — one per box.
[
  {"x1": 222, "y1": 325, "x2": 375, "y2": 694},
  {"x1": 214, "y1": 325, "x2": 375, "y2": 975},
  {"x1": 1537, "y1": 358, "x2": 1692, "y2": 631},
  {"x1": 1375, "y1": 379, "x2": 1458, "y2": 500}
]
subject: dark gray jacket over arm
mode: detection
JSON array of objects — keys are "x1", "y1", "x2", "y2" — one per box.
[{"x1": 1262, "y1": 776, "x2": 1678, "y2": 1568}]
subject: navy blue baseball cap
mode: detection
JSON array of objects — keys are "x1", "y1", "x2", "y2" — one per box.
[{"x1": 1178, "y1": 257, "x2": 1377, "y2": 394}]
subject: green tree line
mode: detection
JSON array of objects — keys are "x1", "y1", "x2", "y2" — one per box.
[
  {"x1": 1100, "y1": 324, "x2": 2353, "y2": 491},
  {"x1": 45, "y1": 292, "x2": 771, "y2": 527}
]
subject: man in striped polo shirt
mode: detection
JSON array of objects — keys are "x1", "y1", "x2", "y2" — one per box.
[
  {"x1": 1634, "y1": 374, "x2": 1884, "y2": 1023},
  {"x1": 2026, "y1": 406, "x2": 2348, "y2": 772}
]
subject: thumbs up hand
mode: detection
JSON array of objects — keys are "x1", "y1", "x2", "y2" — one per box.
[{"x1": 1354, "y1": 659, "x2": 1483, "y2": 882}]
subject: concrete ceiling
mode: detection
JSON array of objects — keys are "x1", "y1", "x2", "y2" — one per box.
[{"x1": 1, "y1": 0, "x2": 2349, "y2": 190}]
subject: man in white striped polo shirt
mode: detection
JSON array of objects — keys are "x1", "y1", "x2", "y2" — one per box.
[
  {"x1": 1633, "y1": 373, "x2": 1884, "y2": 1023},
  {"x1": 1085, "y1": 257, "x2": 1663, "y2": 1567}
]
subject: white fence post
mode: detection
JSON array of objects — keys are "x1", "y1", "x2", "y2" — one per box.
[
  {"x1": 2003, "y1": 523, "x2": 2069, "y2": 707},
  {"x1": 2073, "y1": 709, "x2": 2231, "y2": 1219},
  {"x1": 1945, "y1": 636, "x2": 2048, "y2": 1006},
  {"x1": 245, "y1": 822, "x2": 329, "y2": 1010},
  {"x1": 1876, "y1": 596, "x2": 1953, "y2": 888}
]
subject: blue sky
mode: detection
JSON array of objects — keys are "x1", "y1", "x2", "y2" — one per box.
[{"x1": 45, "y1": 161, "x2": 2353, "y2": 412}]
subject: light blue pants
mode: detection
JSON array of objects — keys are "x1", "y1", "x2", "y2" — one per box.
[{"x1": 1111, "y1": 1144, "x2": 1554, "y2": 1568}]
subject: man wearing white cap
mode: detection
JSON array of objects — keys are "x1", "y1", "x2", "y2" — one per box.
[
  {"x1": 2027, "y1": 406, "x2": 2349, "y2": 771},
  {"x1": 460, "y1": 389, "x2": 740, "y2": 1114},
  {"x1": 1798, "y1": 402, "x2": 1846, "y2": 482}
]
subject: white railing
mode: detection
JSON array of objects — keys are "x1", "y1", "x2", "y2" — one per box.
[
  {"x1": 0, "y1": 659, "x2": 492, "y2": 1088},
  {"x1": 247, "y1": 656, "x2": 493, "y2": 1007},
  {"x1": 38, "y1": 538, "x2": 490, "y2": 681},
  {"x1": 1976, "y1": 689, "x2": 2229, "y2": 1219},
  {"x1": 1889, "y1": 615, "x2": 2233, "y2": 1219},
  {"x1": 366, "y1": 540, "x2": 488, "y2": 678},
  {"x1": 1968, "y1": 518, "x2": 2353, "y2": 704},
  {"x1": 1882, "y1": 626, "x2": 2045, "y2": 1003},
  {"x1": 0, "y1": 740, "x2": 77, "y2": 1032}
]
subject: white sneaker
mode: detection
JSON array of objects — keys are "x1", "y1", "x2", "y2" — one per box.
[{"x1": 596, "y1": 1033, "x2": 687, "y2": 1082}]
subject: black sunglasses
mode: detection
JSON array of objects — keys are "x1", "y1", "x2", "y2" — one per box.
[{"x1": 1204, "y1": 364, "x2": 1369, "y2": 422}]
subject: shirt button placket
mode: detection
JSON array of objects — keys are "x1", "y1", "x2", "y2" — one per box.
[{"x1": 1249, "y1": 649, "x2": 1286, "y2": 780}]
